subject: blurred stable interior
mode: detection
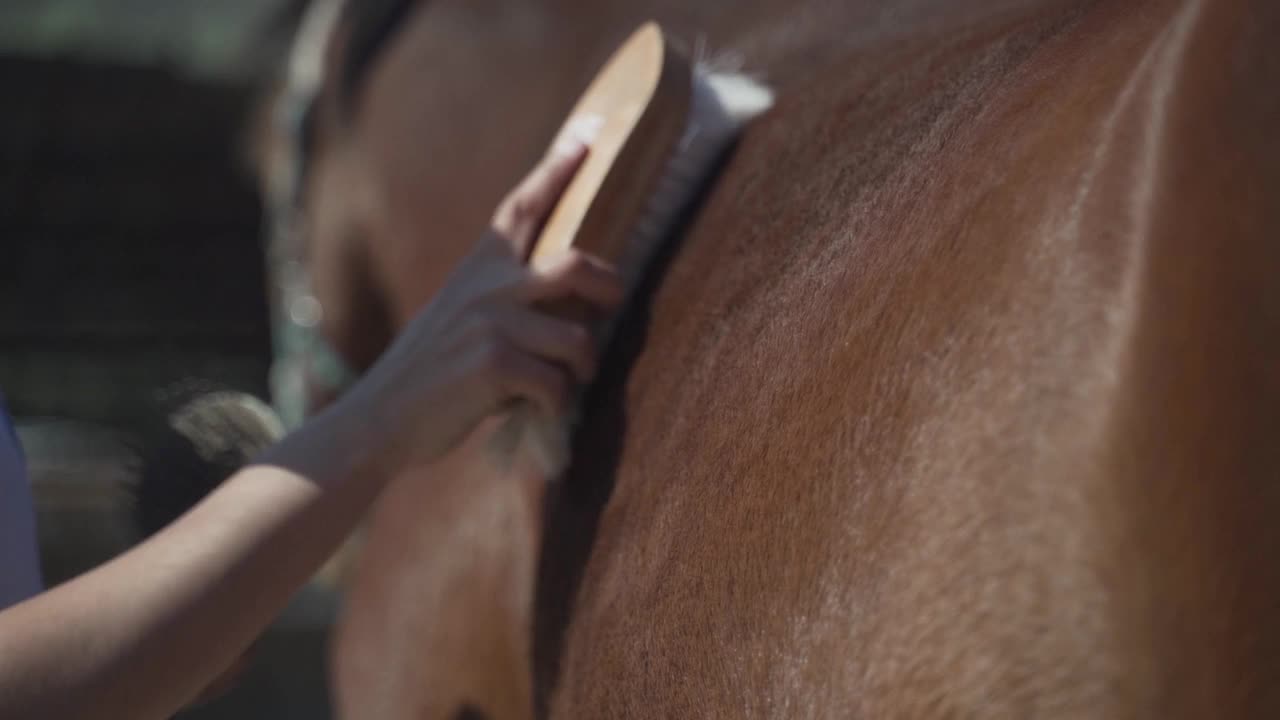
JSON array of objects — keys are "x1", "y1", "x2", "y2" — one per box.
[{"x1": 0, "y1": 2, "x2": 330, "y2": 717}]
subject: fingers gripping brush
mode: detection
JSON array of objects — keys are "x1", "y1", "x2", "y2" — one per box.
[{"x1": 489, "y1": 22, "x2": 775, "y2": 476}]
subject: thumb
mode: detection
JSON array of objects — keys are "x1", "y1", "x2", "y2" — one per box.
[{"x1": 492, "y1": 115, "x2": 601, "y2": 259}]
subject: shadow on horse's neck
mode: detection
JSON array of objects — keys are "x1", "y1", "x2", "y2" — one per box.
[{"x1": 530, "y1": 142, "x2": 737, "y2": 715}]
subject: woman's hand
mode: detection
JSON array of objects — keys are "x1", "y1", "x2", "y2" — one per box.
[{"x1": 339, "y1": 134, "x2": 623, "y2": 470}]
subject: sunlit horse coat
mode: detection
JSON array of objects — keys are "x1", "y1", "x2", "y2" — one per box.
[{"x1": 263, "y1": 0, "x2": 1280, "y2": 717}]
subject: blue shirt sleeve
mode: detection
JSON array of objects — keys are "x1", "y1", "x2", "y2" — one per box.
[{"x1": 0, "y1": 395, "x2": 44, "y2": 610}]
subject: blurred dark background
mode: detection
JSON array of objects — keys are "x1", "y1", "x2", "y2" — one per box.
[
  {"x1": 1, "y1": 2, "x2": 332, "y2": 717},
  {"x1": 0, "y1": 2, "x2": 295, "y2": 423}
]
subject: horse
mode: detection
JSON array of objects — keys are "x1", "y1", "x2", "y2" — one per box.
[{"x1": 258, "y1": 0, "x2": 1280, "y2": 716}]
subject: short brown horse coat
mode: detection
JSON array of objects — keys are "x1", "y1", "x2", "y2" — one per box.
[{"x1": 281, "y1": 0, "x2": 1280, "y2": 716}]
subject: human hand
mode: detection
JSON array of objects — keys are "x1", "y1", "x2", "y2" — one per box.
[{"x1": 339, "y1": 132, "x2": 622, "y2": 471}]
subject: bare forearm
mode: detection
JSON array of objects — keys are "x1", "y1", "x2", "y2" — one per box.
[
  {"x1": 0, "y1": 133, "x2": 617, "y2": 720},
  {"x1": 0, "y1": 399, "x2": 384, "y2": 720}
]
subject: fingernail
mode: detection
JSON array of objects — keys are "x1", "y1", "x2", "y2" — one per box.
[
  {"x1": 553, "y1": 136, "x2": 587, "y2": 158},
  {"x1": 556, "y1": 114, "x2": 603, "y2": 155}
]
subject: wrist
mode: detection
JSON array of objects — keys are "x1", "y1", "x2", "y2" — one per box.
[{"x1": 258, "y1": 392, "x2": 382, "y2": 489}]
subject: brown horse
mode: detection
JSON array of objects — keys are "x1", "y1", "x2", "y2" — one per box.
[{"x1": 261, "y1": 0, "x2": 1280, "y2": 717}]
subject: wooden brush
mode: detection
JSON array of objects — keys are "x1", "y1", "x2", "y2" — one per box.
[{"x1": 491, "y1": 22, "x2": 774, "y2": 476}]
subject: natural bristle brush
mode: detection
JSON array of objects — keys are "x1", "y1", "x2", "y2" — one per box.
[{"x1": 490, "y1": 21, "x2": 775, "y2": 476}]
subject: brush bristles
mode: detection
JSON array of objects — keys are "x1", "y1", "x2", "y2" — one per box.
[
  {"x1": 495, "y1": 68, "x2": 776, "y2": 478},
  {"x1": 619, "y1": 66, "x2": 775, "y2": 285}
]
